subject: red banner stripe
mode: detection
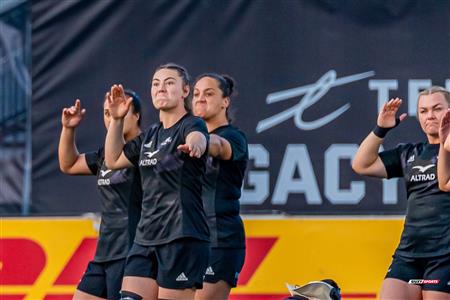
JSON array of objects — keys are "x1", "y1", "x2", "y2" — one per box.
[
  {"x1": 53, "y1": 238, "x2": 97, "y2": 285},
  {"x1": 0, "y1": 239, "x2": 46, "y2": 285},
  {"x1": 238, "y1": 237, "x2": 278, "y2": 285},
  {"x1": 0, "y1": 296, "x2": 26, "y2": 300}
]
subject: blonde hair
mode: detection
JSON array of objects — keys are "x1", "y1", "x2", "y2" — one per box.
[{"x1": 418, "y1": 86, "x2": 450, "y2": 106}]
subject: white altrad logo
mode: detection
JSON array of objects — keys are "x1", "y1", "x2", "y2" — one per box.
[
  {"x1": 100, "y1": 169, "x2": 112, "y2": 177},
  {"x1": 98, "y1": 170, "x2": 112, "y2": 185},
  {"x1": 410, "y1": 164, "x2": 436, "y2": 182},
  {"x1": 176, "y1": 272, "x2": 188, "y2": 281},
  {"x1": 161, "y1": 137, "x2": 172, "y2": 146},
  {"x1": 256, "y1": 70, "x2": 375, "y2": 133},
  {"x1": 412, "y1": 164, "x2": 435, "y2": 173},
  {"x1": 143, "y1": 141, "x2": 153, "y2": 148},
  {"x1": 144, "y1": 150, "x2": 160, "y2": 159},
  {"x1": 205, "y1": 266, "x2": 215, "y2": 276}
]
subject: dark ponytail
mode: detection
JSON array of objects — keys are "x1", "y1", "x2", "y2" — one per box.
[{"x1": 124, "y1": 89, "x2": 141, "y2": 126}]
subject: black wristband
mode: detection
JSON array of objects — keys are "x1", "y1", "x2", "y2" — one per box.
[{"x1": 373, "y1": 117, "x2": 401, "y2": 138}]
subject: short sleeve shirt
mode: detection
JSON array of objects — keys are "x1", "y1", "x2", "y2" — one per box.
[
  {"x1": 379, "y1": 142, "x2": 450, "y2": 257},
  {"x1": 85, "y1": 147, "x2": 142, "y2": 262},
  {"x1": 202, "y1": 125, "x2": 248, "y2": 248},
  {"x1": 123, "y1": 113, "x2": 210, "y2": 246}
]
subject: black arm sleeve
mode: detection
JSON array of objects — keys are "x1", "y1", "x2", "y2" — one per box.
[
  {"x1": 379, "y1": 143, "x2": 410, "y2": 179},
  {"x1": 123, "y1": 132, "x2": 145, "y2": 168},
  {"x1": 220, "y1": 128, "x2": 248, "y2": 161},
  {"x1": 182, "y1": 116, "x2": 209, "y2": 144},
  {"x1": 84, "y1": 147, "x2": 102, "y2": 175}
]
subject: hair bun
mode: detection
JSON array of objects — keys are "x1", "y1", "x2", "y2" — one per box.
[{"x1": 221, "y1": 74, "x2": 235, "y2": 96}]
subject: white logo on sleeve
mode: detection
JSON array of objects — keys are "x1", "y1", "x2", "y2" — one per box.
[
  {"x1": 144, "y1": 150, "x2": 159, "y2": 159},
  {"x1": 407, "y1": 155, "x2": 415, "y2": 164},
  {"x1": 176, "y1": 272, "x2": 188, "y2": 281},
  {"x1": 143, "y1": 141, "x2": 153, "y2": 148},
  {"x1": 100, "y1": 169, "x2": 112, "y2": 177},
  {"x1": 412, "y1": 164, "x2": 435, "y2": 173},
  {"x1": 205, "y1": 266, "x2": 215, "y2": 275}
]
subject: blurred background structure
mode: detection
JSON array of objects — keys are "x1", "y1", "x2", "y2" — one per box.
[{"x1": 0, "y1": 0, "x2": 31, "y2": 215}]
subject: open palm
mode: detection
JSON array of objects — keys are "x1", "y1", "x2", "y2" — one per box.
[
  {"x1": 377, "y1": 97, "x2": 407, "y2": 128},
  {"x1": 107, "y1": 84, "x2": 132, "y2": 119}
]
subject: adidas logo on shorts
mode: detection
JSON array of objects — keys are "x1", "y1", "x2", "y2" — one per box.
[
  {"x1": 206, "y1": 266, "x2": 215, "y2": 275},
  {"x1": 176, "y1": 272, "x2": 188, "y2": 281}
]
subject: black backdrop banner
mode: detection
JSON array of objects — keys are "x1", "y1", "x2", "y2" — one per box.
[{"x1": 31, "y1": 0, "x2": 450, "y2": 215}]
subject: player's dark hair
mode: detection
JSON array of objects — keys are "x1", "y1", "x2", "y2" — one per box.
[
  {"x1": 155, "y1": 62, "x2": 191, "y2": 111},
  {"x1": 194, "y1": 73, "x2": 237, "y2": 122},
  {"x1": 125, "y1": 89, "x2": 141, "y2": 126}
]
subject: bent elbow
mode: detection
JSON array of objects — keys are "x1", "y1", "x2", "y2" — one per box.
[
  {"x1": 104, "y1": 159, "x2": 114, "y2": 170},
  {"x1": 104, "y1": 159, "x2": 118, "y2": 170},
  {"x1": 439, "y1": 182, "x2": 450, "y2": 192},
  {"x1": 59, "y1": 165, "x2": 68, "y2": 174},
  {"x1": 59, "y1": 163, "x2": 72, "y2": 174},
  {"x1": 351, "y1": 162, "x2": 363, "y2": 175}
]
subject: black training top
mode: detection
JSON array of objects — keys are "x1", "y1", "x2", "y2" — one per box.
[
  {"x1": 123, "y1": 113, "x2": 210, "y2": 246},
  {"x1": 379, "y1": 142, "x2": 450, "y2": 257},
  {"x1": 85, "y1": 147, "x2": 142, "y2": 262},
  {"x1": 202, "y1": 125, "x2": 248, "y2": 248}
]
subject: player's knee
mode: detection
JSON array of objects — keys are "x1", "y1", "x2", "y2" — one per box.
[{"x1": 120, "y1": 290, "x2": 143, "y2": 300}]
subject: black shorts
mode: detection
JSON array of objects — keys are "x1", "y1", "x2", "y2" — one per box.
[
  {"x1": 385, "y1": 253, "x2": 450, "y2": 293},
  {"x1": 203, "y1": 248, "x2": 245, "y2": 287},
  {"x1": 77, "y1": 258, "x2": 126, "y2": 300},
  {"x1": 123, "y1": 238, "x2": 210, "y2": 289}
]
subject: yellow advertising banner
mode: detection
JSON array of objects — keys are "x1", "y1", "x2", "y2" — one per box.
[{"x1": 0, "y1": 217, "x2": 404, "y2": 300}]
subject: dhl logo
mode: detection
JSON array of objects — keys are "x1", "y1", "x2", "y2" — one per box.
[
  {"x1": 1, "y1": 218, "x2": 402, "y2": 299},
  {"x1": 1, "y1": 238, "x2": 94, "y2": 300},
  {"x1": 0, "y1": 219, "x2": 279, "y2": 299},
  {"x1": 0, "y1": 237, "x2": 278, "y2": 300}
]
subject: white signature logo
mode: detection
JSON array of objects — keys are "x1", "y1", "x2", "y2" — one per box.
[
  {"x1": 143, "y1": 141, "x2": 153, "y2": 148},
  {"x1": 256, "y1": 70, "x2": 375, "y2": 133},
  {"x1": 100, "y1": 169, "x2": 112, "y2": 177},
  {"x1": 412, "y1": 164, "x2": 435, "y2": 173}
]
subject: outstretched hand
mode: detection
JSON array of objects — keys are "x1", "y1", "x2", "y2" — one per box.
[
  {"x1": 107, "y1": 84, "x2": 133, "y2": 120},
  {"x1": 177, "y1": 143, "x2": 203, "y2": 158},
  {"x1": 61, "y1": 99, "x2": 86, "y2": 128},
  {"x1": 377, "y1": 97, "x2": 407, "y2": 128},
  {"x1": 440, "y1": 109, "x2": 450, "y2": 145}
]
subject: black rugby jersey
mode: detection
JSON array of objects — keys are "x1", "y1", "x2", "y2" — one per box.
[
  {"x1": 202, "y1": 125, "x2": 248, "y2": 248},
  {"x1": 123, "y1": 113, "x2": 210, "y2": 246},
  {"x1": 85, "y1": 148, "x2": 142, "y2": 262},
  {"x1": 379, "y1": 142, "x2": 450, "y2": 257}
]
